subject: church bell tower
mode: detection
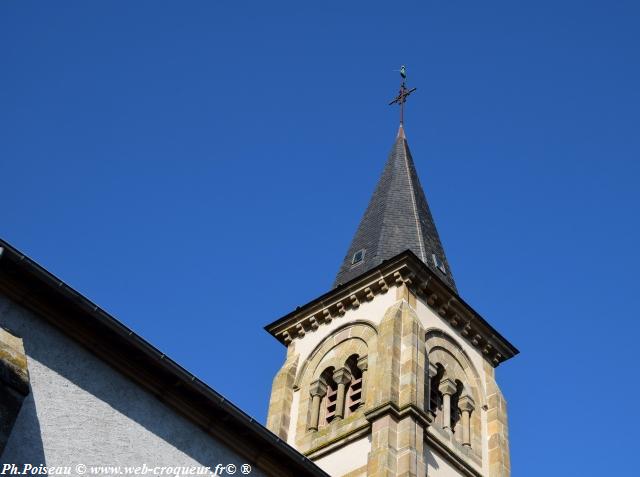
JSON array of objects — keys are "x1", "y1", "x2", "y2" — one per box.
[{"x1": 265, "y1": 70, "x2": 518, "y2": 477}]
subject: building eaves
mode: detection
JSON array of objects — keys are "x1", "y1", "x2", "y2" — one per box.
[{"x1": 0, "y1": 239, "x2": 329, "y2": 477}]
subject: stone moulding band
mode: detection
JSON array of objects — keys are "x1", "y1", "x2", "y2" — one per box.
[
  {"x1": 426, "y1": 427, "x2": 483, "y2": 477},
  {"x1": 304, "y1": 423, "x2": 371, "y2": 460},
  {"x1": 363, "y1": 401, "x2": 433, "y2": 428}
]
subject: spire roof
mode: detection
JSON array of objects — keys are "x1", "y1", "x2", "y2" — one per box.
[{"x1": 334, "y1": 127, "x2": 457, "y2": 291}]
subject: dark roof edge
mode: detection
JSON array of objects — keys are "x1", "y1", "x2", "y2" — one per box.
[
  {"x1": 265, "y1": 249, "x2": 519, "y2": 363},
  {"x1": 0, "y1": 239, "x2": 329, "y2": 477}
]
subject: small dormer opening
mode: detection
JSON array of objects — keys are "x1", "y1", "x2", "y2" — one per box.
[
  {"x1": 432, "y1": 254, "x2": 446, "y2": 274},
  {"x1": 351, "y1": 249, "x2": 366, "y2": 266}
]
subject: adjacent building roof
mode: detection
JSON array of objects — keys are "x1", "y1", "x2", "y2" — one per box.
[
  {"x1": 334, "y1": 125, "x2": 457, "y2": 291},
  {"x1": 0, "y1": 238, "x2": 329, "y2": 477}
]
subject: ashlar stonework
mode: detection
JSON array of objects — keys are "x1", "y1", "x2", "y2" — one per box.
[{"x1": 266, "y1": 252, "x2": 516, "y2": 477}]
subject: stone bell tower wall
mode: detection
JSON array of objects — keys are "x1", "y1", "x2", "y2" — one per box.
[
  {"x1": 266, "y1": 253, "x2": 515, "y2": 477},
  {"x1": 267, "y1": 287, "x2": 511, "y2": 476}
]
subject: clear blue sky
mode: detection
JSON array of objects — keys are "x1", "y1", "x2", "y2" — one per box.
[{"x1": 1, "y1": 1, "x2": 639, "y2": 474}]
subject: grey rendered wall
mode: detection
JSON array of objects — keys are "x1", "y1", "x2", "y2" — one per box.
[{"x1": 0, "y1": 293, "x2": 266, "y2": 475}]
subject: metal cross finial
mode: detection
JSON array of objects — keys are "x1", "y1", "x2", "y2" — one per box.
[{"x1": 389, "y1": 65, "x2": 417, "y2": 125}]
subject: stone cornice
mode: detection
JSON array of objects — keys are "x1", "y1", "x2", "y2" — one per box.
[{"x1": 265, "y1": 250, "x2": 518, "y2": 367}]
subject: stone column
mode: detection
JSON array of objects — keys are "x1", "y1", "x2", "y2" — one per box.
[
  {"x1": 438, "y1": 378, "x2": 457, "y2": 431},
  {"x1": 333, "y1": 367, "x2": 352, "y2": 420},
  {"x1": 458, "y1": 395, "x2": 475, "y2": 447},
  {"x1": 307, "y1": 378, "x2": 327, "y2": 431},
  {"x1": 357, "y1": 355, "x2": 368, "y2": 405}
]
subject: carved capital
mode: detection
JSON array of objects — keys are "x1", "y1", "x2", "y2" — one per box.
[
  {"x1": 332, "y1": 367, "x2": 352, "y2": 385},
  {"x1": 309, "y1": 379, "x2": 328, "y2": 398},
  {"x1": 458, "y1": 394, "x2": 475, "y2": 413},
  {"x1": 438, "y1": 378, "x2": 457, "y2": 396}
]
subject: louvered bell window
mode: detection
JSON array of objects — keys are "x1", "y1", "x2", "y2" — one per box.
[
  {"x1": 323, "y1": 386, "x2": 338, "y2": 425},
  {"x1": 346, "y1": 376, "x2": 363, "y2": 414}
]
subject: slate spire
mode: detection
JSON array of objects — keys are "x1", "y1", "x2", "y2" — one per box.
[{"x1": 334, "y1": 125, "x2": 457, "y2": 291}]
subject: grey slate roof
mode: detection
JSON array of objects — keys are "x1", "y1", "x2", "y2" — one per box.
[{"x1": 334, "y1": 125, "x2": 457, "y2": 291}]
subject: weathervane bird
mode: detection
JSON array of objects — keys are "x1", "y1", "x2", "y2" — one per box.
[
  {"x1": 393, "y1": 65, "x2": 408, "y2": 80},
  {"x1": 389, "y1": 65, "x2": 416, "y2": 126}
]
